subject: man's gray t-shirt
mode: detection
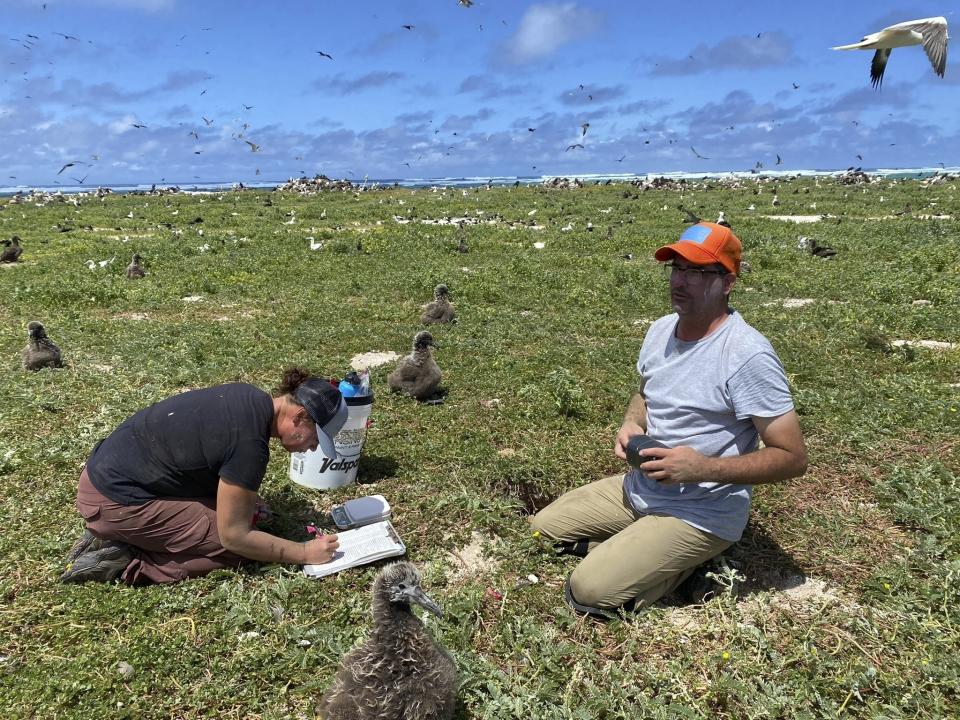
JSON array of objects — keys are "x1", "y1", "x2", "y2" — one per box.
[{"x1": 624, "y1": 310, "x2": 794, "y2": 541}]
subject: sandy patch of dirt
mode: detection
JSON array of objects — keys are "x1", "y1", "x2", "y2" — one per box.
[
  {"x1": 762, "y1": 298, "x2": 815, "y2": 308},
  {"x1": 763, "y1": 215, "x2": 822, "y2": 223},
  {"x1": 116, "y1": 311, "x2": 150, "y2": 321},
  {"x1": 445, "y1": 531, "x2": 500, "y2": 583},
  {"x1": 351, "y1": 350, "x2": 400, "y2": 370},
  {"x1": 891, "y1": 339, "x2": 955, "y2": 351}
]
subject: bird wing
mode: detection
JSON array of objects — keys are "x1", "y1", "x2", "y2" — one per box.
[
  {"x1": 870, "y1": 48, "x2": 891, "y2": 88},
  {"x1": 914, "y1": 18, "x2": 948, "y2": 77}
]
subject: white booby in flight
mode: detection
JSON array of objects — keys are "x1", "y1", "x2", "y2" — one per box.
[{"x1": 832, "y1": 16, "x2": 948, "y2": 88}]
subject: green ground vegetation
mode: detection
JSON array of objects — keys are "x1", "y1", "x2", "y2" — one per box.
[{"x1": 0, "y1": 176, "x2": 958, "y2": 718}]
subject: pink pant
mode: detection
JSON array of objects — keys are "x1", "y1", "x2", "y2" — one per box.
[{"x1": 76, "y1": 469, "x2": 245, "y2": 584}]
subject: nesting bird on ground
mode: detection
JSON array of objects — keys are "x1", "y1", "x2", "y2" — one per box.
[
  {"x1": 420, "y1": 285, "x2": 456, "y2": 325},
  {"x1": 716, "y1": 211, "x2": 731, "y2": 228},
  {"x1": 126, "y1": 253, "x2": 145, "y2": 279},
  {"x1": 832, "y1": 16, "x2": 948, "y2": 88},
  {"x1": 319, "y1": 562, "x2": 457, "y2": 720},
  {"x1": 22, "y1": 321, "x2": 63, "y2": 371},
  {"x1": 1, "y1": 236, "x2": 23, "y2": 263},
  {"x1": 810, "y1": 239, "x2": 837, "y2": 258},
  {"x1": 388, "y1": 331, "x2": 442, "y2": 401}
]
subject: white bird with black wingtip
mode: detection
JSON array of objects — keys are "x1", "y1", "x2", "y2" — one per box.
[{"x1": 832, "y1": 16, "x2": 948, "y2": 88}]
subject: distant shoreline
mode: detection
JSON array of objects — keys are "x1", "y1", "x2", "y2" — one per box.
[{"x1": 2, "y1": 166, "x2": 956, "y2": 198}]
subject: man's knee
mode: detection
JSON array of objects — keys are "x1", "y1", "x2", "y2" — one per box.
[
  {"x1": 527, "y1": 508, "x2": 560, "y2": 541},
  {"x1": 568, "y1": 565, "x2": 620, "y2": 609}
]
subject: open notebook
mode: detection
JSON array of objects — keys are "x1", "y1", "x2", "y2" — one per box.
[{"x1": 302, "y1": 521, "x2": 406, "y2": 578}]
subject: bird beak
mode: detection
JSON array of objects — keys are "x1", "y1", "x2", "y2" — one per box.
[{"x1": 406, "y1": 586, "x2": 443, "y2": 617}]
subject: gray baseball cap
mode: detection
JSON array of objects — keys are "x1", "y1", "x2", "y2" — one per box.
[{"x1": 293, "y1": 377, "x2": 349, "y2": 457}]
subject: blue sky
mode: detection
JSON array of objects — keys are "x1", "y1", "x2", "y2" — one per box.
[{"x1": 3, "y1": 0, "x2": 957, "y2": 186}]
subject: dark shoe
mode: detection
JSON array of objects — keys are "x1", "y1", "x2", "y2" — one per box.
[
  {"x1": 65, "y1": 529, "x2": 106, "y2": 563},
  {"x1": 563, "y1": 576, "x2": 621, "y2": 620},
  {"x1": 60, "y1": 542, "x2": 133, "y2": 584},
  {"x1": 676, "y1": 556, "x2": 743, "y2": 604},
  {"x1": 553, "y1": 539, "x2": 590, "y2": 558},
  {"x1": 676, "y1": 564, "x2": 716, "y2": 604}
]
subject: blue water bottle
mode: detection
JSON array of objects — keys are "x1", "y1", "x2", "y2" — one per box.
[{"x1": 339, "y1": 371, "x2": 362, "y2": 398}]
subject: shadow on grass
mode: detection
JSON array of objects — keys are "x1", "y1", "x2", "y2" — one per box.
[
  {"x1": 731, "y1": 519, "x2": 810, "y2": 594},
  {"x1": 357, "y1": 454, "x2": 399, "y2": 484}
]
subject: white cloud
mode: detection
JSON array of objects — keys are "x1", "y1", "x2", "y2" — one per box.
[{"x1": 500, "y1": 3, "x2": 603, "y2": 65}]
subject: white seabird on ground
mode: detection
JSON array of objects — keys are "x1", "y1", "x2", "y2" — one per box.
[{"x1": 832, "y1": 16, "x2": 948, "y2": 88}]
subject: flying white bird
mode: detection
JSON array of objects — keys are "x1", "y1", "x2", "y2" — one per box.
[{"x1": 832, "y1": 16, "x2": 948, "y2": 88}]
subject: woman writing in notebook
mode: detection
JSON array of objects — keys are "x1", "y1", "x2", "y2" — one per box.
[{"x1": 60, "y1": 368, "x2": 344, "y2": 584}]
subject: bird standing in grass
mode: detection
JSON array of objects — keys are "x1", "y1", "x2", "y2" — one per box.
[
  {"x1": 1, "y1": 236, "x2": 23, "y2": 263},
  {"x1": 126, "y1": 253, "x2": 145, "y2": 279},
  {"x1": 22, "y1": 321, "x2": 63, "y2": 371},
  {"x1": 319, "y1": 562, "x2": 457, "y2": 720},
  {"x1": 420, "y1": 284, "x2": 456, "y2": 325},
  {"x1": 388, "y1": 331, "x2": 442, "y2": 401}
]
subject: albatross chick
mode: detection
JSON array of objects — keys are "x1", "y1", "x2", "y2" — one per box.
[
  {"x1": 420, "y1": 284, "x2": 456, "y2": 325},
  {"x1": 388, "y1": 331, "x2": 442, "y2": 401},
  {"x1": 22, "y1": 321, "x2": 63, "y2": 371},
  {"x1": 319, "y1": 561, "x2": 457, "y2": 720},
  {"x1": 1, "y1": 236, "x2": 23, "y2": 263},
  {"x1": 126, "y1": 253, "x2": 145, "y2": 279}
]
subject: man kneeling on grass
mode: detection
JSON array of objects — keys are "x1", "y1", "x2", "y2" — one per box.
[
  {"x1": 530, "y1": 222, "x2": 807, "y2": 617},
  {"x1": 60, "y1": 368, "x2": 344, "y2": 584}
]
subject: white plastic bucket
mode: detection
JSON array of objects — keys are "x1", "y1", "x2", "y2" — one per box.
[{"x1": 289, "y1": 395, "x2": 374, "y2": 490}]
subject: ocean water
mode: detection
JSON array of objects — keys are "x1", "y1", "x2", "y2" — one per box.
[{"x1": 1, "y1": 167, "x2": 956, "y2": 198}]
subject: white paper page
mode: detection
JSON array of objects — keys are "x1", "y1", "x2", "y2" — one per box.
[{"x1": 303, "y1": 521, "x2": 404, "y2": 578}]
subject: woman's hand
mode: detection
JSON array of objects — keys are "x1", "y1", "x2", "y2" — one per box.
[{"x1": 302, "y1": 534, "x2": 340, "y2": 564}]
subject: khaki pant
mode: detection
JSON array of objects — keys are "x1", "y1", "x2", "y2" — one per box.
[
  {"x1": 76, "y1": 469, "x2": 245, "y2": 584},
  {"x1": 530, "y1": 474, "x2": 732, "y2": 610}
]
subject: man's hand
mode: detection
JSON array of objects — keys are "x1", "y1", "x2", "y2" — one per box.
[
  {"x1": 302, "y1": 534, "x2": 340, "y2": 564},
  {"x1": 614, "y1": 420, "x2": 646, "y2": 460},
  {"x1": 639, "y1": 446, "x2": 713, "y2": 485}
]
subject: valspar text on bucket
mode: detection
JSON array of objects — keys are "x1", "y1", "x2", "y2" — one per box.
[{"x1": 289, "y1": 394, "x2": 373, "y2": 490}]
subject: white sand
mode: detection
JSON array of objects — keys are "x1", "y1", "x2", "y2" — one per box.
[
  {"x1": 446, "y1": 531, "x2": 500, "y2": 583},
  {"x1": 763, "y1": 215, "x2": 822, "y2": 223},
  {"x1": 350, "y1": 350, "x2": 400, "y2": 370},
  {"x1": 762, "y1": 298, "x2": 815, "y2": 308},
  {"x1": 891, "y1": 339, "x2": 956, "y2": 351}
]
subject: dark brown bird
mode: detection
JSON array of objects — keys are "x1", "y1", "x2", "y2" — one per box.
[
  {"x1": 22, "y1": 321, "x2": 63, "y2": 371},
  {"x1": 318, "y1": 562, "x2": 457, "y2": 720},
  {"x1": 126, "y1": 253, "x2": 145, "y2": 279},
  {"x1": 388, "y1": 331, "x2": 442, "y2": 401},
  {"x1": 420, "y1": 284, "x2": 456, "y2": 325},
  {"x1": 1, "y1": 236, "x2": 23, "y2": 263}
]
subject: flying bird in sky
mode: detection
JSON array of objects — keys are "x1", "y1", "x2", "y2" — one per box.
[
  {"x1": 130, "y1": 122, "x2": 146, "y2": 129},
  {"x1": 402, "y1": 24, "x2": 414, "y2": 30},
  {"x1": 459, "y1": 0, "x2": 473, "y2": 6},
  {"x1": 580, "y1": 122, "x2": 590, "y2": 137},
  {"x1": 202, "y1": 116, "x2": 213, "y2": 126},
  {"x1": 316, "y1": 50, "x2": 333, "y2": 59},
  {"x1": 832, "y1": 16, "x2": 948, "y2": 88},
  {"x1": 690, "y1": 146, "x2": 710, "y2": 160},
  {"x1": 565, "y1": 143, "x2": 584, "y2": 151},
  {"x1": 244, "y1": 140, "x2": 261, "y2": 152},
  {"x1": 242, "y1": 104, "x2": 253, "y2": 110},
  {"x1": 57, "y1": 161, "x2": 82, "y2": 175}
]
